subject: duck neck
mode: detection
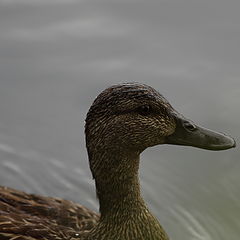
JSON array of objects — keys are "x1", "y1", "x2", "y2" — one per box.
[
  {"x1": 87, "y1": 149, "x2": 169, "y2": 240},
  {"x1": 93, "y1": 151, "x2": 146, "y2": 217}
]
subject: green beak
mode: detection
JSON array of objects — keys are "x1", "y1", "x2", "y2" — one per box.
[{"x1": 166, "y1": 113, "x2": 236, "y2": 151}]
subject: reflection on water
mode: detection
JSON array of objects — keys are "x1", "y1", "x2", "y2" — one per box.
[{"x1": 0, "y1": 1, "x2": 240, "y2": 239}]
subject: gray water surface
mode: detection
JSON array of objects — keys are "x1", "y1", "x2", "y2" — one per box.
[{"x1": 0, "y1": 1, "x2": 240, "y2": 239}]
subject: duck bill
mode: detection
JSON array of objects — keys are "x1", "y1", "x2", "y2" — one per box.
[{"x1": 165, "y1": 113, "x2": 236, "y2": 151}]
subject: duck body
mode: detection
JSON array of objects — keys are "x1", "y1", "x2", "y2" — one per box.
[
  {"x1": 0, "y1": 186, "x2": 99, "y2": 239},
  {"x1": 0, "y1": 186, "x2": 167, "y2": 240},
  {"x1": 0, "y1": 83, "x2": 235, "y2": 240}
]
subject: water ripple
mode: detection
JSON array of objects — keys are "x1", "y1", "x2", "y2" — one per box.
[
  {"x1": 170, "y1": 206, "x2": 211, "y2": 240},
  {"x1": 0, "y1": 143, "x2": 16, "y2": 154}
]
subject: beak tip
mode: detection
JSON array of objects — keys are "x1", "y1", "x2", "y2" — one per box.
[
  {"x1": 214, "y1": 134, "x2": 236, "y2": 150},
  {"x1": 219, "y1": 135, "x2": 236, "y2": 150}
]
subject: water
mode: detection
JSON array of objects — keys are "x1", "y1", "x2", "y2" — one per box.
[{"x1": 0, "y1": 1, "x2": 239, "y2": 239}]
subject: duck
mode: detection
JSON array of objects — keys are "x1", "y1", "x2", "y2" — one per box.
[{"x1": 0, "y1": 83, "x2": 236, "y2": 240}]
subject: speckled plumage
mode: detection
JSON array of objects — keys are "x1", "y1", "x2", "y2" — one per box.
[
  {"x1": 0, "y1": 83, "x2": 235, "y2": 240},
  {"x1": 0, "y1": 186, "x2": 99, "y2": 240}
]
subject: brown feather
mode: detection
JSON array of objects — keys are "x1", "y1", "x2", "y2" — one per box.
[{"x1": 0, "y1": 186, "x2": 99, "y2": 240}]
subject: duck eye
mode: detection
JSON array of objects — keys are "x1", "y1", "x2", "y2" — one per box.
[{"x1": 137, "y1": 105, "x2": 152, "y2": 115}]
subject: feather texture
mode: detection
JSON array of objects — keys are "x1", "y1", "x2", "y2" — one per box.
[{"x1": 0, "y1": 186, "x2": 99, "y2": 240}]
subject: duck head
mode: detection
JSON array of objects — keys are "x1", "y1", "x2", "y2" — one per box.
[{"x1": 85, "y1": 83, "x2": 235, "y2": 156}]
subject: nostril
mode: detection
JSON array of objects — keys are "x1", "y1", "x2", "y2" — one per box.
[{"x1": 183, "y1": 122, "x2": 197, "y2": 131}]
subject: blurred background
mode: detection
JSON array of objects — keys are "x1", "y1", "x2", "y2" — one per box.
[{"x1": 0, "y1": 1, "x2": 239, "y2": 239}]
